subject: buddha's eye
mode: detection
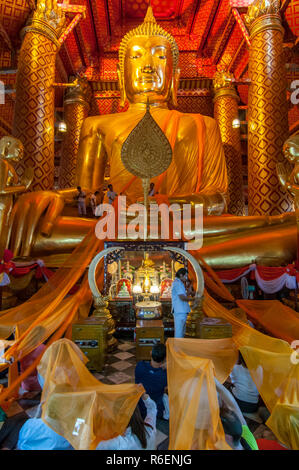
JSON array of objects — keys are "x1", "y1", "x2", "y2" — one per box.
[{"x1": 129, "y1": 50, "x2": 142, "y2": 59}]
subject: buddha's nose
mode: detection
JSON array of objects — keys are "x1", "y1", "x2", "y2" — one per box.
[{"x1": 142, "y1": 64, "x2": 154, "y2": 73}]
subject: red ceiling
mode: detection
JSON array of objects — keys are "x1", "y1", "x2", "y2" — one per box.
[{"x1": 0, "y1": 0, "x2": 298, "y2": 91}]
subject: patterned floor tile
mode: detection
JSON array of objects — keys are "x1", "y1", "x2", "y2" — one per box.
[
  {"x1": 117, "y1": 343, "x2": 136, "y2": 351},
  {"x1": 107, "y1": 371, "x2": 132, "y2": 384},
  {"x1": 25, "y1": 404, "x2": 41, "y2": 418},
  {"x1": 111, "y1": 360, "x2": 132, "y2": 371},
  {"x1": 122, "y1": 365, "x2": 136, "y2": 379},
  {"x1": 113, "y1": 351, "x2": 134, "y2": 361},
  {"x1": 106, "y1": 355, "x2": 123, "y2": 365},
  {"x1": 155, "y1": 429, "x2": 168, "y2": 448},
  {"x1": 93, "y1": 373, "x2": 105, "y2": 381}
]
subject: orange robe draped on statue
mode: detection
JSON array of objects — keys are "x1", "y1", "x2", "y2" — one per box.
[{"x1": 105, "y1": 109, "x2": 227, "y2": 203}]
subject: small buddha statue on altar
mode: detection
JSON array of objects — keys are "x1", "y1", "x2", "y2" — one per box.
[
  {"x1": 142, "y1": 253, "x2": 155, "y2": 269},
  {"x1": 135, "y1": 253, "x2": 158, "y2": 288},
  {"x1": 0, "y1": 136, "x2": 33, "y2": 256},
  {"x1": 117, "y1": 280, "x2": 131, "y2": 298}
]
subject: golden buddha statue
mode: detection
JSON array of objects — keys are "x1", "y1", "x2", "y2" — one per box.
[
  {"x1": 75, "y1": 6, "x2": 227, "y2": 213},
  {"x1": 135, "y1": 253, "x2": 158, "y2": 288},
  {"x1": 4, "y1": 7, "x2": 298, "y2": 268},
  {"x1": 0, "y1": 136, "x2": 33, "y2": 256}
]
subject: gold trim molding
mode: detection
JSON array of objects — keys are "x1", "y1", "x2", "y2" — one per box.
[
  {"x1": 21, "y1": 19, "x2": 61, "y2": 48},
  {"x1": 249, "y1": 14, "x2": 284, "y2": 38}
]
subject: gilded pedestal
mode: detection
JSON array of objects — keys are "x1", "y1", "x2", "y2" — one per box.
[
  {"x1": 93, "y1": 296, "x2": 118, "y2": 351},
  {"x1": 214, "y1": 71, "x2": 245, "y2": 216},
  {"x1": 185, "y1": 297, "x2": 204, "y2": 338},
  {"x1": 13, "y1": 4, "x2": 64, "y2": 191},
  {"x1": 246, "y1": 0, "x2": 293, "y2": 215},
  {"x1": 58, "y1": 79, "x2": 92, "y2": 188}
]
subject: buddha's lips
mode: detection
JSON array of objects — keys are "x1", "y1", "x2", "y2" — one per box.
[
  {"x1": 139, "y1": 78, "x2": 155, "y2": 83},
  {"x1": 138, "y1": 74, "x2": 158, "y2": 83}
]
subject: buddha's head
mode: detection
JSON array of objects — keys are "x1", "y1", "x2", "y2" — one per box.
[{"x1": 118, "y1": 6, "x2": 180, "y2": 107}]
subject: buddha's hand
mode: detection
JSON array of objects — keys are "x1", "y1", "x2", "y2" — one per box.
[
  {"x1": 20, "y1": 167, "x2": 34, "y2": 190},
  {"x1": 57, "y1": 187, "x2": 93, "y2": 206},
  {"x1": 276, "y1": 162, "x2": 291, "y2": 189},
  {"x1": 167, "y1": 192, "x2": 226, "y2": 216},
  {"x1": 8, "y1": 191, "x2": 65, "y2": 257},
  {"x1": 34, "y1": 0, "x2": 65, "y2": 34}
]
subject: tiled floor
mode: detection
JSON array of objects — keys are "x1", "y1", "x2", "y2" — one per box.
[{"x1": 0, "y1": 338, "x2": 274, "y2": 449}]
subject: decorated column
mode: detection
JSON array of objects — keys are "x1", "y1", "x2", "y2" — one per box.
[
  {"x1": 13, "y1": 1, "x2": 65, "y2": 191},
  {"x1": 214, "y1": 71, "x2": 245, "y2": 216},
  {"x1": 246, "y1": 0, "x2": 293, "y2": 215},
  {"x1": 58, "y1": 78, "x2": 92, "y2": 188}
]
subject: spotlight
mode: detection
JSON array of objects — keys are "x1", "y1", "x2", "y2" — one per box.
[
  {"x1": 58, "y1": 121, "x2": 67, "y2": 133},
  {"x1": 232, "y1": 118, "x2": 240, "y2": 128}
]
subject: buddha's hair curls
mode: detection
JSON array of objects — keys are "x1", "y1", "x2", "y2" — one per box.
[{"x1": 118, "y1": 6, "x2": 179, "y2": 77}]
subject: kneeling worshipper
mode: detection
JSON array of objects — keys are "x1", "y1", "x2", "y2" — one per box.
[
  {"x1": 135, "y1": 343, "x2": 168, "y2": 420},
  {"x1": 229, "y1": 352, "x2": 261, "y2": 421},
  {"x1": 96, "y1": 393, "x2": 157, "y2": 450},
  {"x1": 166, "y1": 338, "x2": 258, "y2": 450},
  {"x1": 0, "y1": 339, "x2": 145, "y2": 450}
]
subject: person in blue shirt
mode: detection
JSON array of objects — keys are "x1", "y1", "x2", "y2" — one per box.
[
  {"x1": 135, "y1": 343, "x2": 168, "y2": 420},
  {"x1": 0, "y1": 365, "x2": 73, "y2": 450},
  {"x1": 171, "y1": 268, "x2": 195, "y2": 338}
]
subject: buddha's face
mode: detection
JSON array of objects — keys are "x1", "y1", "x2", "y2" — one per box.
[{"x1": 124, "y1": 36, "x2": 174, "y2": 104}]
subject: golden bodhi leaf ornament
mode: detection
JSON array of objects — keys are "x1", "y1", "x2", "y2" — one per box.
[{"x1": 121, "y1": 102, "x2": 172, "y2": 179}]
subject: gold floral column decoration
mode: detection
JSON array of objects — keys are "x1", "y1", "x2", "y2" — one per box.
[
  {"x1": 58, "y1": 78, "x2": 92, "y2": 188},
  {"x1": 245, "y1": 0, "x2": 293, "y2": 215},
  {"x1": 214, "y1": 70, "x2": 245, "y2": 216},
  {"x1": 12, "y1": 0, "x2": 65, "y2": 191}
]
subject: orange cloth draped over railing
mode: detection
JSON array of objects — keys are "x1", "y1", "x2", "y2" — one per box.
[
  {"x1": 0, "y1": 226, "x2": 105, "y2": 403},
  {"x1": 236, "y1": 299, "x2": 299, "y2": 345},
  {"x1": 191, "y1": 252, "x2": 235, "y2": 302},
  {"x1": 202, "y1": 291, "x2": 299, "y2": 449}
]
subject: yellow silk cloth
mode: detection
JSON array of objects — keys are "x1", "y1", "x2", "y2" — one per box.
[
  {"x1": 38, "y1": 339, "x2": 144, "y2": 450},
  {"x1": 107, "y1": 109, "x2": 227, "y2": 203},
  {"x1": 203, "y1": 291, "x2": 299, "y2": 449},
  {"x1": 0, "y1": 228, "x2": 105, "y2": 406},
  {"x1": 0, "y1": 228, "x2": 103, "y2": 362},
  {"x1": 167, "y1": 338, "x2": 231, "y2": 450},
  {"x1": 236, "y1": 299, "x2": 299, "y2": 344}
]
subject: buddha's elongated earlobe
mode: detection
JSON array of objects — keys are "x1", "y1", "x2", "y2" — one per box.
[
  {"x1": 117, "y1": 64, "x2": 127, "y2": 108},
  {"x1": 170, "y1": 68, "x2": 180, "y2": 108}
]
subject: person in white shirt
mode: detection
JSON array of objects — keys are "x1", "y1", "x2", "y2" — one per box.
[
  {"x1": 171, "y1": 268, "x2": 194, "y2": 338},
  {"x1": 107, "y1": 184, "x2": 118, "y2": 205},
  {"x1": 90, "y1": 191, "x2": 99, "y2": 216},
  {"x1": 96, "y1": 393, "x2": 157, "y2": 450},
  {"x1": 75, "y1": 186, "x2": 86, "y2": 216},
  {"x1": 230, "y1": 353, "x2": 260, "y2": 415}
]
